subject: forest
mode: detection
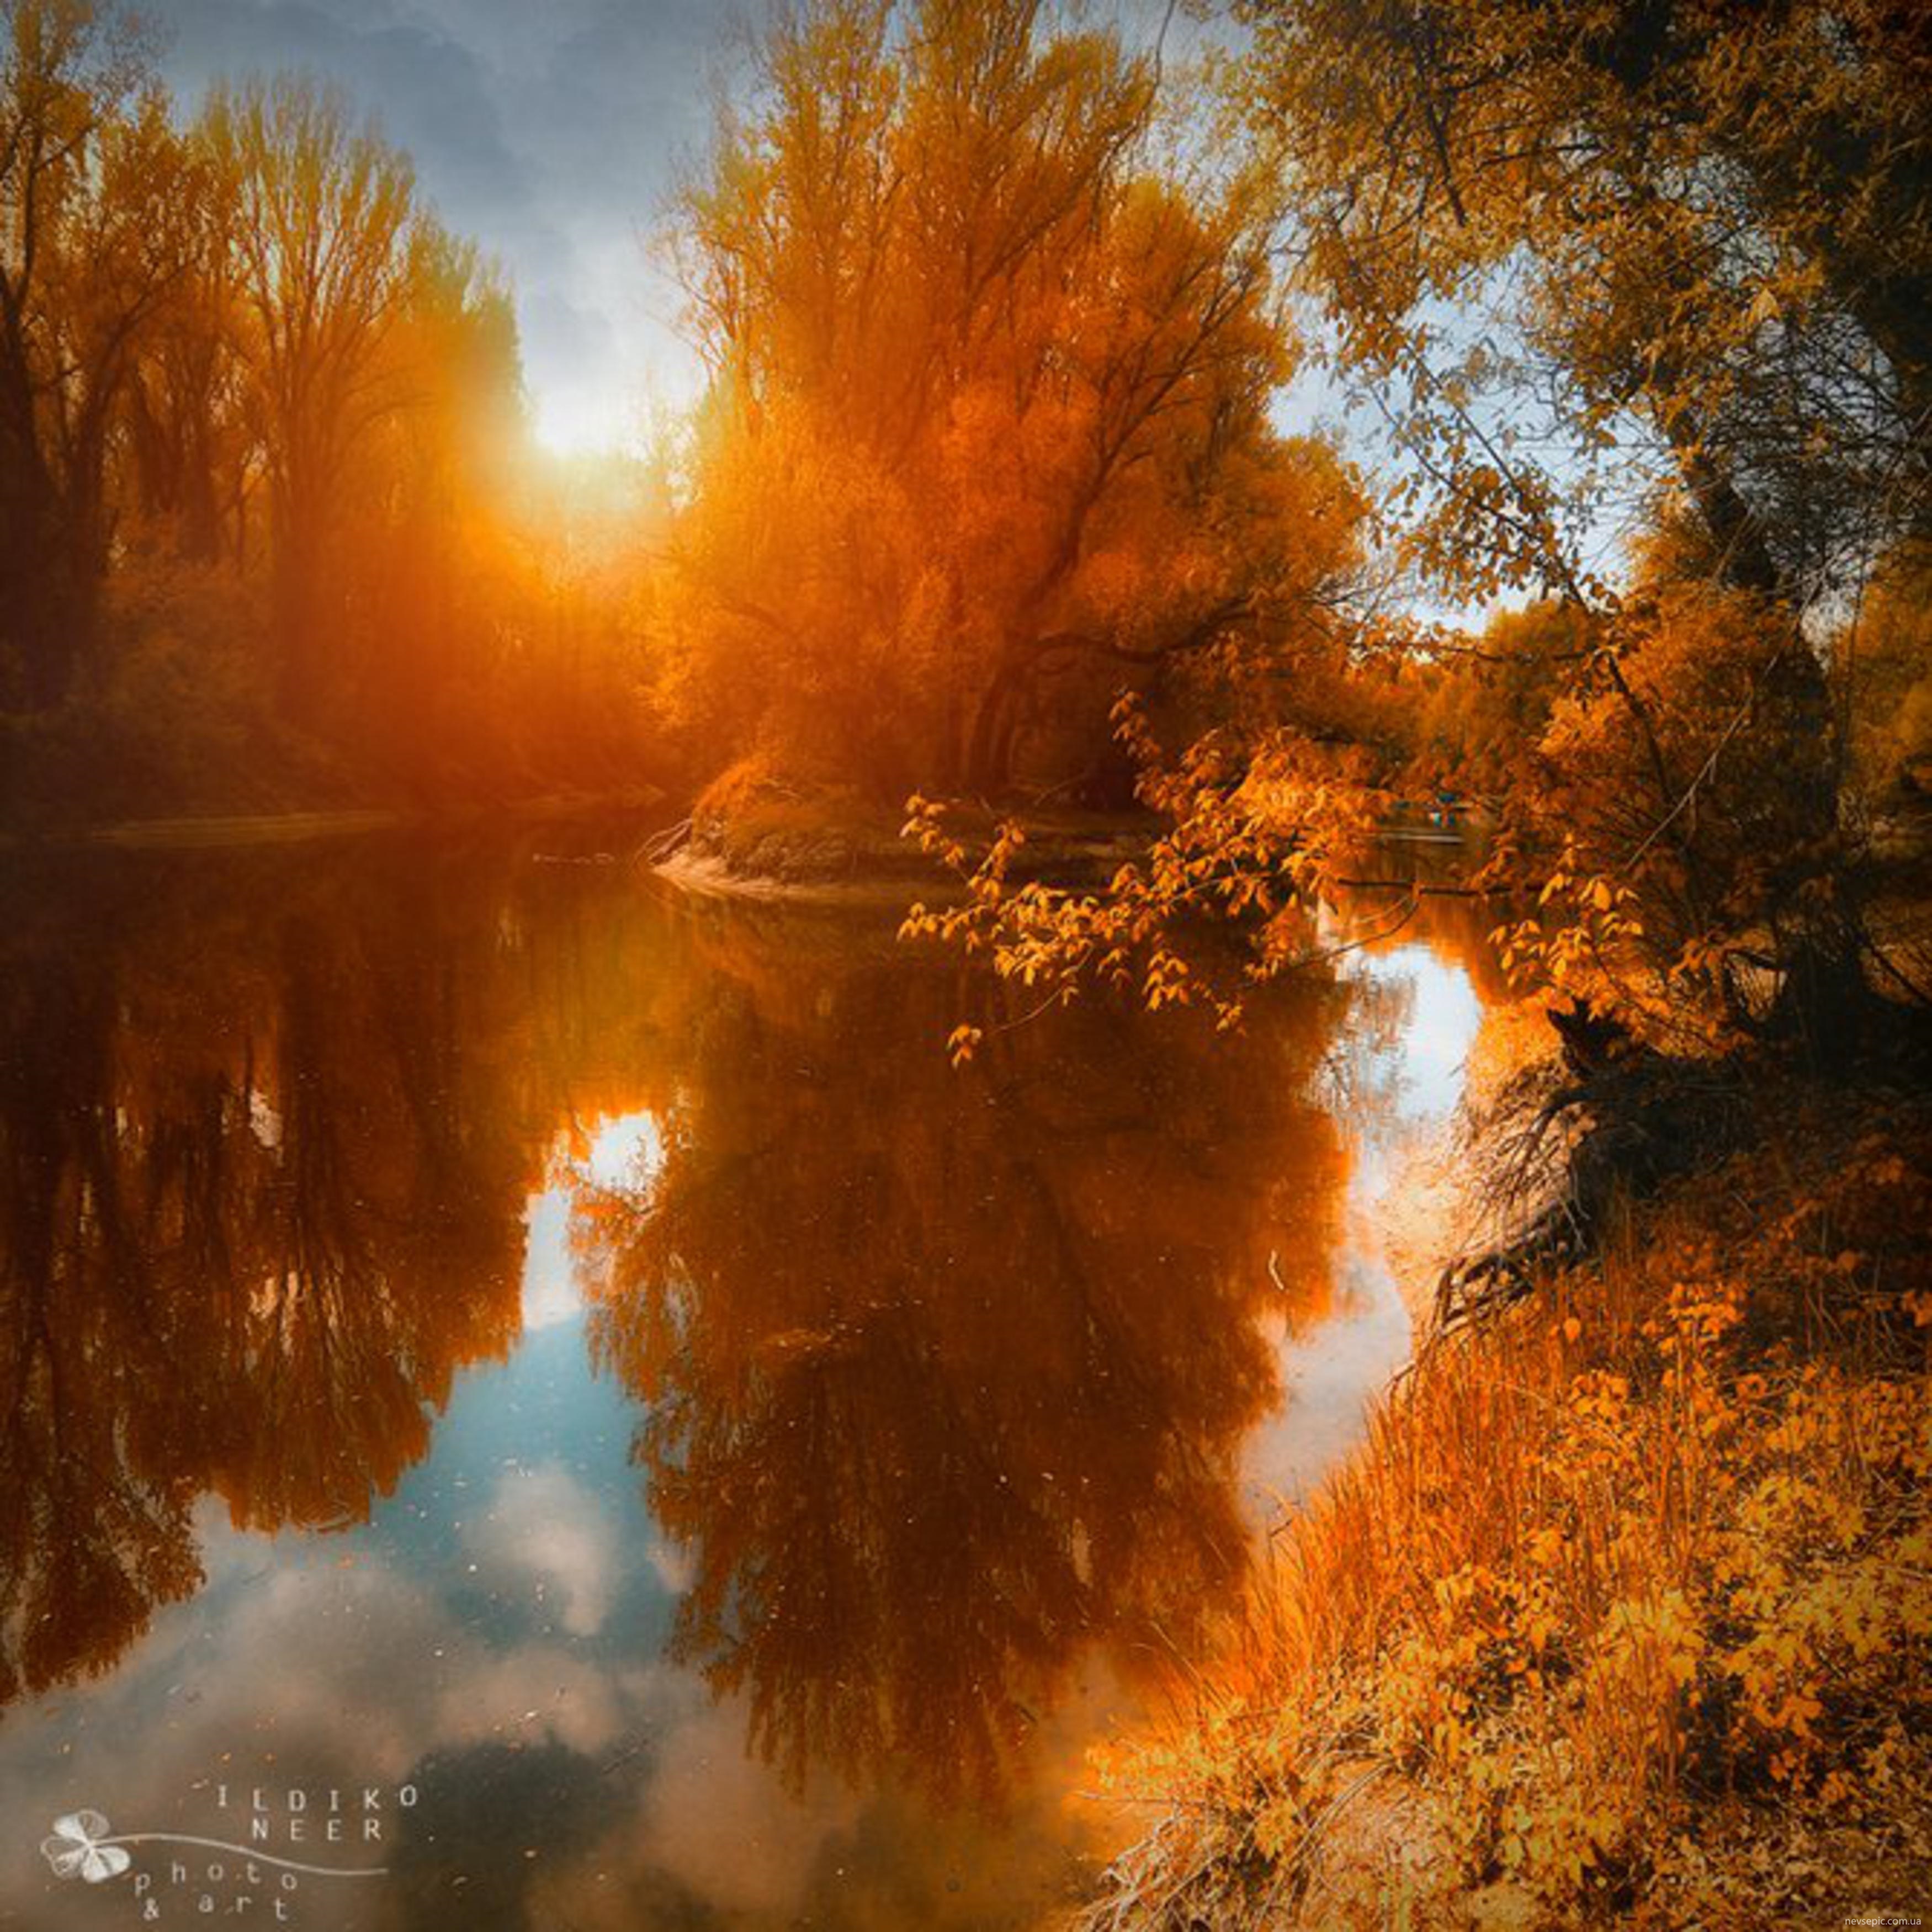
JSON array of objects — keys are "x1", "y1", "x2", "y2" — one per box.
[
  {"x1": 1, "y1": 3, "x2": 662, "y2": 819},
  {"x1": 3, "y1": 0, "x2": 1929, "y2": 1926}
]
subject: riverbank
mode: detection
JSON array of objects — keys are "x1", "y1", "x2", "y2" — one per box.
[
  {"x1": 1074, "y1": 1007, "x2": 1932, "y2": 1930},
  {"x1": 652, "y1": 757, "x2": 1154, "y2": 900},
  {"x1": 0, "y1": 651, "x2": 675, "y2": 843},
  {"x1": 0, "y1": 787, "x2": 669, "y2": 854}
]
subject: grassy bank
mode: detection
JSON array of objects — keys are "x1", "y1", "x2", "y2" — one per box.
[{"x1": 1079, "y1": 1033, "x2": 1932, "y2": 1929}]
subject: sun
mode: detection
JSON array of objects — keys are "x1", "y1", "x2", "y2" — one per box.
[{"x1": 530, "y1": 386, "x2": 628, "y2": 460}]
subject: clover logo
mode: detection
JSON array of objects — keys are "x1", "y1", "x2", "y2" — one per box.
[{"x1": 41, "y1": 1811, "x2": 132, "y2": 1884}]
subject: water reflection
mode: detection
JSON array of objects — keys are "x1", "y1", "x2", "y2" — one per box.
[
  {"x1": 577, "y1": 911, "x2": 1347, "y2": 1805},
  {"x1": 0, "y1": 841, "x2": 1485, "y2": 1927},
  {"x1": 0, "y1": 854, "x2": 542, "y2": 1710}
]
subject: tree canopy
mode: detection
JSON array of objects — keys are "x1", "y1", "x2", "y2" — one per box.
[
  {"x1": 663, "y1": 0, "x2": 1366, "y2": 802},
  {"x1": 891, "y1": 0, "x2": 1932, "y2": 1057}
]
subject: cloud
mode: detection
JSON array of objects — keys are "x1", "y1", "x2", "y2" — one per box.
[
  {"x1": 157, "y1": 1, "x2": 524, "y2": 211},
  {"x1": 137, "y1": 0, "x2": 1226, "y2": 442},
  {"x1": 146, "y1": 0, "x2": 718, "y2": 432},
  {"x1": 461, "y1": 1462, "x2": 617, "y2": 1637}
]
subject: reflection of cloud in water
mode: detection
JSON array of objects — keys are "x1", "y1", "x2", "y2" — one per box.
[
  {"x1": 646, "y1": 1537, "x2": 696, "y2": 1596},
  {"x1": 462, "y1": 1462, "x2": 616, "y2": 1637},
  {"x1": 0, "y1": 1551, "x2": 431, "y2": 1920},
  {"x1": 583, "y1": 1110, "x2": 660, "y2": 1188},
  {"x1": 521, "y1": 1111, "x2": 660, "y2": 1330},
  {"x1": 1376, "y1": 943, "x2": 1485, "y2": 1122},
  {"x1": 0, "y1": 1506, "x2": 1086, "y2": 1930},
  {"x1": 430, "y1": 1645, "x2": 650, "y2": 1759},
  {"x1": 0, "y1": 1536, "x2": 660, "y2": 1922},
  {"x1": 520, "y1": 1186, "x2": 582, "y2": 1330},
  {"x1": 634, "y1": 1677, "x2": 866, "y2": 1917}
]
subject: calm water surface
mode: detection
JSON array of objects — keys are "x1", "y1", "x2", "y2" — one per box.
[{"x1": 0, "y1": 835, "x2": 1497, "y2": 1930}]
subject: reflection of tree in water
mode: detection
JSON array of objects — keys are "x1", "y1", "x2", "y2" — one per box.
[
  {"x1": 1341, "y1": 830, "x2": 1517, "y2": 1007},
  {"x1": 0, "y1": 853, "x2": 534, "y2": 1707},
  {"x1": 0, "y1": 938, "x2": 201, "y2": 1707},
  {"x1": 580, "y1": 912, "x2": 1355, "y2": 1808}
]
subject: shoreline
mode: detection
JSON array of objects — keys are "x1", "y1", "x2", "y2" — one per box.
[
  {"x1": 649, "y1": 843, "x2": 949, "y2": 906},
  {"x1": 1071, "y1": 1041, "x2": 1932, "y2": 1930},
  {"x1": 0, "y1": 788, "x2": 670, "y2": 854}
]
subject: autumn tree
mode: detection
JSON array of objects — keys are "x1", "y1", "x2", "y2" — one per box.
[
  {"x1": 204, "y1": 75, "x2": 418, "y2": 720},
  {"x1": 925, "y1": 1, "x2": 1931, "y2": 1051},
  {"x1": 337, "y1": 222, "x2": 527, "y2": 768},
  {"x1": 665, "y1": 0, "x2": 1364, "y2": 802},
  {"x1": 0, "y1": 1, "x2": 197, "y2": 707},
  {"x1": 0, "y1": 8, "x2": 676, "y2": 820},
  {"x1": 1845, "y1": 540, "x2": 1932, "y2": 813},
  {"x1": 1227, "y1": 0, "x2": 1932, "y2": 1047},
  {"x1": 1409, "y1": 601, "x2": 1597, "y2": 798},
  {"x1": 122, "y1": 119, "x2": 246, "y2": 566}
]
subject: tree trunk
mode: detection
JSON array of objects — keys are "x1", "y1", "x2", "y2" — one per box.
[
  {"x1": 1662, "y1": 416, "x2": 1867, "y2": 1055},
  {"x1": 0, "y1": 485, "x2": 89, "y2": 712},
  {"x1": 963, "y1": 656, "x2": 1027, "y2": 795}
]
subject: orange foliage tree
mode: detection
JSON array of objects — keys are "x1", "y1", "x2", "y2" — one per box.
[
  {"x1": 916, "y1": 0, "x2": 1930, "y2": 1053},
  {"x1": 204, "y1": 75, "x2": 421, "y2": 720},
  {"x1": 662, "y1": 0, "x2": 1365, "y2": 803},
  {"x1": 0, "y1": 2, "x2": 199, "y2": 707},
  {"x1": 3, "y1": 7, "x2": 665, "y2": 816},
  {"x1": 1229, "y1": 0, "x2": 1931, "y2": 1050}
]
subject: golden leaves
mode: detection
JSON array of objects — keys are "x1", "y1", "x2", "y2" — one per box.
[
  {"x1": 1090, "y1": 1094, "x2": 1932, "y2": 1923},
  {"x1": 896, "y1": 710, "x2": 1376, "y2": 1037}
]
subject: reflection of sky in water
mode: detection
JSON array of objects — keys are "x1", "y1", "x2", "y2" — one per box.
[
  {"x1": 1372, "y1": 943, "x2": 1485, "y2": 1124},
  {"x1": 0, "y1": 1244, "x2": 672, "y2": 1926},
  {"x1": 1240, "y1": 937, "x2": 1484, "y2": 1508},
  {"x1": 521, "y1": 1113, "x2": 661, "y2": 1331},
  {"x1": 0, "y1": 1103, "x2": 1118, "y2": 1929},
  {"x1": 0, "y1": 866, "x2": 1492, "y2": 1932}
]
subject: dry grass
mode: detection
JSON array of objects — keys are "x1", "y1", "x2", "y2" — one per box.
[{"x1": 1079, "y1": 1082, "x2": 1932, "y2": 1929}]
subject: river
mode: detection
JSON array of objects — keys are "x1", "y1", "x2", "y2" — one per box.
[{"x1": 0, "y1": 830, "x2": 1500, "y2": 1930}]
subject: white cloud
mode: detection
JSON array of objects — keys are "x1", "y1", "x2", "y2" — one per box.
[{"x1": 461, "y1": 1462, "x2": 616, "y2": 1637}]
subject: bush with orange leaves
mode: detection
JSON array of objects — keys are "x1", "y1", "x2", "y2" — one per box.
[
  {"x1": 1483, "y1": 571, "x2": 1875, "y2": 1059},
  {"x1": 901, "y1": 696, "x2": 1382, "y2": 1060},
  {"x1": 1079, "y1": 1082, "x2": 1931, "y2": 1929}
]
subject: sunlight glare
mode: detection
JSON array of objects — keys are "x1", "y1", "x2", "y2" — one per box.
[{"x1": 532, "y1": 384, "x2": 628, "y2": 459}]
